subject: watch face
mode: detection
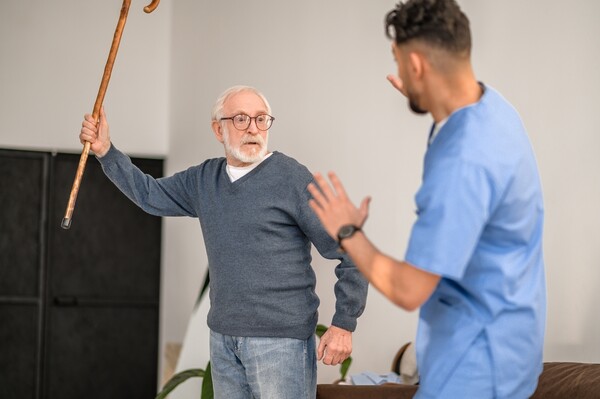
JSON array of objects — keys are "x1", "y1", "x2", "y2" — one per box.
[{"x1": 338, "y1": 225, "x2": 357, "y2": 239}]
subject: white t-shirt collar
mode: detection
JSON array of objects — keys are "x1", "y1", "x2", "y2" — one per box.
[{"x1": 226, "y1": 152, "x2": 273, "y2": 182}]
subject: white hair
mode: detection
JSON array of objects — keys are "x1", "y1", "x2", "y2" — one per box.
[{"x1": 211, "y1": 85, "x2": 272, "y2": 121}]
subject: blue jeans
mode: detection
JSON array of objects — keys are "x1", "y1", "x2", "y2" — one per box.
[{"x1": 209, "y1": 330, "x2": 317, "y2": 399}]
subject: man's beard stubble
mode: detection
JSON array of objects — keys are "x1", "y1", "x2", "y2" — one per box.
[
  {"x1": 406, "y1": 87, "x2": 427, "y2": 115},
  {"x1": 409, "y1": 99, "x2": 428, "y2": 115},
  {"x1": 223, "y1": 127, "x2": 268, "y2": 164}
]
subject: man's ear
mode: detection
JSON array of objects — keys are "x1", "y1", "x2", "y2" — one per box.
[
  {"x1": 212, "y1": 120, "x2": 224, "y2": 144},
  {"x1": 408, "y1": 51, "x2": 425, "y2": 80}
]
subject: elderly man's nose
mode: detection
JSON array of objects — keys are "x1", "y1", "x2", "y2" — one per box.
[{"x1": 247, "y1": 119, "x2": 260, "y2": 132}]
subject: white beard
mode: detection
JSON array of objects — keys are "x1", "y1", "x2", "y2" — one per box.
[{"x1": 223, "y1": 127, "x2": 269, "y2": 164}]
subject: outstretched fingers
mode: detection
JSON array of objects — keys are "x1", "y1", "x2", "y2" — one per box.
[
  {"x1": 327, "y1": 171, "x2": 350, "y2": 202},
  {"x1": 308, "y1": 171, "x2": 373, "y2": 240},
  {"x1": 309, "y1": 172, "x2": 348, "y2": 204},
  {"x1": 308, "y1": 177, "x2": 327, "y2": 208},
  {"x1": 313, "y1": 172, "x2": 338, "y2": 201},
  {"x1": 358, "y1": 196, "x2": 372, "y2": 226},
  {"x1": 308, "y1": 173, "x2": 344, "y2": 239},
  {"x1": 309, "y1": 173, "x2": 338, "y2": 210}
]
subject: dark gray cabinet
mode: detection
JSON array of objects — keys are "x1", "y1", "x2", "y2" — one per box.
[{"x1": 0, "y1": 149, "x2": 163, "y2": 399}]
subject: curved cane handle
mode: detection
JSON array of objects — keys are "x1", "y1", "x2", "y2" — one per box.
[{"x1": 144, "y1": 0, "x2": 160, "y2": 13}]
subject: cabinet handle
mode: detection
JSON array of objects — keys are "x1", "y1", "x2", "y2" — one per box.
[{"x1": 53, "y1": 296, "x2": 78, "y2": 306}]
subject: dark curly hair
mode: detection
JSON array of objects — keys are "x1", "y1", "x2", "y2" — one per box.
[{"x1": 385, "y1": 0, "x2": 471, "y2": 55}]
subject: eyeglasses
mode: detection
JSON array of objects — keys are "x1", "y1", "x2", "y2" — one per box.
[{"x1": 219, "y1": 113, "x2": 275, "y2": 131}]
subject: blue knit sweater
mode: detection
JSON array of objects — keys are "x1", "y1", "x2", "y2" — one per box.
[{"x1": 98, "y1": 146, "x2": 368, "y2": 339}]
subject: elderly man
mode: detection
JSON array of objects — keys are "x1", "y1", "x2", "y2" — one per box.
[
  {"x1": 308, "y1": 1, "x2": 545, "y2": 398},
  {"x1": 79, "y1": 85, "x2": 368, "y2": 399}
]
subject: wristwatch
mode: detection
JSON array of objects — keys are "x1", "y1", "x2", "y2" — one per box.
[{"x1": 337, "y1": 224, "x2": 361, "y2": 251}]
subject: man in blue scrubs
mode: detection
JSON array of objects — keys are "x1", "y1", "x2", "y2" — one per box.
[{"x1": 308, "y1": 0, "x2": 546, "y2": 397}]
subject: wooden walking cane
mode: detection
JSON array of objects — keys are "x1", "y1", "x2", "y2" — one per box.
[{"x1": 61, "y1": 0, "x2": 160, "y2": 230}]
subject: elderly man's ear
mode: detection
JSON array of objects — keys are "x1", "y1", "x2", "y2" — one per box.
[{"x1": 212, "y1": 120, "x2": 225, "y2": 144}]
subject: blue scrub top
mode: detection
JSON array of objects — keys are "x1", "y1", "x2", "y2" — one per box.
[{"x1": 405, "y1": 85, "x2": 546, "y2": 398}]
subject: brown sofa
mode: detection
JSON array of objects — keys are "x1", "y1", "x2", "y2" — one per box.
[{"x1": 317, "y1": 345, "x2": 600, "y2": 399}]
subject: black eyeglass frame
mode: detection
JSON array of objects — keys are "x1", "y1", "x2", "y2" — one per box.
[{"x1": 219, "y1": 113, "x2": 275, "y2": 131}]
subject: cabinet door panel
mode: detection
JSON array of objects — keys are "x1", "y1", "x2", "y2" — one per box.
[
  {"x1": 0, "y1": 151, "x2": 46, "y2": 297},
  {"x1": 0, "y1": 304, "x2": 39, "y2": 399},
  {"x1": 44, "y1": 306, "x2": 159, "y2": 399},
  {"x1": 0, "y1": 149, "x2": 163, "y2": 399},
  {"x1": 48, "y1": 154, "x2": 162, "y2": 300}
]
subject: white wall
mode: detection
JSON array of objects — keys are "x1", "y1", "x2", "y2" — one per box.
[
  {"x1": 2, "y1": 0, "x2": 600, "y2": 387},
  {"x1": 0, "y1": 0, "x2": 171, "y2": 155}
]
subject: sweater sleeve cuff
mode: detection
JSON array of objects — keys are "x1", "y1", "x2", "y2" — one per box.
[
  {"x1": 331, "y1": 313, "x2": 358, "y2": 333},
  {"x1": 96, "y1": 143, "x2": 117, "y2": 163}
]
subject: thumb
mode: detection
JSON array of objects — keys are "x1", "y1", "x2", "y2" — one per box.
[
  {"x1": 99, "y1": 106, "x2": 107, "y2": 127},
  {"x1": 98, "y1": 107, "x2": 110, "y2": 139},
  {"x1": 317, "y1": 338, "x2": 326, "y2": 361},
  {"x1": 359, "y1": 196, "x2": 371, "y2": 226}
]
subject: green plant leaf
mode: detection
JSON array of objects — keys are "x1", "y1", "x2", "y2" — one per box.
[
  {"x1": 340, "y1": 357, "x2": 352, "y2": 380},
  {"x1": 194, "y1": 269, "x2": 210, "y2": 309},
  {"x1": 201, "y1": 361, "x2": 214, "y2": 399},
  {"x1": 315, "y1": 324, "x2": 328, "y2": 338},
  {"x1": 155, "y1": 369, "x2": 205, "y2": 399}
]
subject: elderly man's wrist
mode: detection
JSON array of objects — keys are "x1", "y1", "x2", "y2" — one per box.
[{"x1": 95, "y1": 143, "x2": 112, "y2": 158}]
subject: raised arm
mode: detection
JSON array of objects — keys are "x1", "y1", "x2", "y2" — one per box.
[{"x1": 79, "y1": 107, "x2": 198, "y2": 217}]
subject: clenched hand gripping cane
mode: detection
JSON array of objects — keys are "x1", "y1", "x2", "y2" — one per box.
[{"x1": 61, "y1": 0, "x2": 160, "y2": 230}]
